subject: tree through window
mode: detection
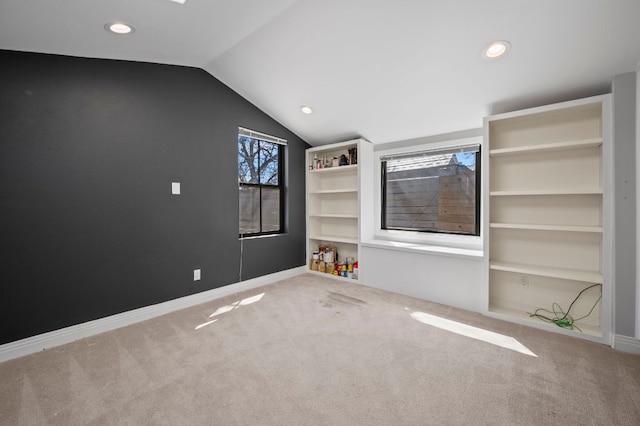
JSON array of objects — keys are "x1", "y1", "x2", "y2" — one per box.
[{"x1": 238, "y1": 128, "x2": 285, "y2": 237}]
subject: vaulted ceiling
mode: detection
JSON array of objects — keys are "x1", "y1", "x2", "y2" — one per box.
[{"x1": 1, "y1": 0, "x2": 639, "y2": 145}]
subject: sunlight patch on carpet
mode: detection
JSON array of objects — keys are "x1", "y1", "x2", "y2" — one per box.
[
  {"x1": 411, "y1": 311, "x2": 537, "y2": 357},
  {"x1": 209, "y1": 293, "x2": 265, "y2": 317},
  {"x1": 195, "y1": 319, "x2": 218, "y2": 330}
]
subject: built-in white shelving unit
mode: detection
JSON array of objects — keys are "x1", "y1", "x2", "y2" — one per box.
[
  {"x1": 306, "y1": 139, "x2": 373, "y2": 282},
  {"x1": 483, "y1": 95, "x2": 612, "y2": 342}
]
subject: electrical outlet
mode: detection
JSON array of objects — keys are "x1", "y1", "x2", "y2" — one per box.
[
  {"x1": 519, "y1": 276, "x2": 529, "y2": 288},
  {"x1": 194, "y1": 269, "x2": 201, "y2": 281}
]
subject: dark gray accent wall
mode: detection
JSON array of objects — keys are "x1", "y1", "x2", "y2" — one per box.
[
  {"x1": 0, "y1": 50, "x2": 308, "y2": 345},
  {"x1": 612, "y1": 72, "x2": 637, "y2": 337}
]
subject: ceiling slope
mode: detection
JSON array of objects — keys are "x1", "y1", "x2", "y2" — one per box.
[{"x1": 2, "y1": 0, "x2": 640, "y2": 145}]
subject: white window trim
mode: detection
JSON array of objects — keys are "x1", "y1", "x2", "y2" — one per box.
[
  {"x1": 238, "y1": 128, "x2": 286, "y2": 238},
  {"x1": 367, "y1": 135, "x2": 484, "y2": 258}
]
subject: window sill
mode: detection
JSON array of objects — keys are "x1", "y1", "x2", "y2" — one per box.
[
  {"x1": 239, "y1": 233, "x2": 286, "y2": 240},
  {"x1": 361, "y1": 238, "x2": 484, "y2": 260}
]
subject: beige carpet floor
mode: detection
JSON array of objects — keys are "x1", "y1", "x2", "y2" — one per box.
[{"x1": 1, "y1": 273, "x2": 639, "y2": 425}]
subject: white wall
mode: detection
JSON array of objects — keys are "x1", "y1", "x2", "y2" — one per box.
[{"x1": 361, "y1": 246, "x2": 483, "y2": 312}]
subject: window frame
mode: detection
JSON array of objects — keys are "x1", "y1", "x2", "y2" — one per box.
[
  {"x1": 238, "y1": 130, "x2": 286, "y2": 238},
  {"x1": 372, "y1": 136, "x2": 483, "y2": 252}
]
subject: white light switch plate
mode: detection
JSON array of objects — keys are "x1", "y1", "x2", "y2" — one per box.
[
  {"x1": 172, "y1": 182, "x2": 180, "y2": 195},
  {"x1": 194, "y1": 269, "x2": 201, "y2": 281}
]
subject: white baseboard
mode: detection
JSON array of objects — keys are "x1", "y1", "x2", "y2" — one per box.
[
  {"x1": 613, "y1": 334, "x2": 640, "y2": 354},
  {"x1": 0, "y1": 267, "x2": 306, "y2": 363}
]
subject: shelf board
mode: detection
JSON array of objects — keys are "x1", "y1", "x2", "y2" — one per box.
[
  {"x1": 309, "y1": 234, "x2": 358, "y2": 244},
  {"x1": 489, "y1": 137, "x2": 602, "y2": 157},
  {"x1": 308, "y1": 164, "x2": 358, "y2": 174},
  {"x1": 490, "y1": 189, "x2": 603, "y2": 196},
  {"x1": 309, "y1": 214, "x2": 358, "y2": 219},
  {"x1": 307, "y1": 269, "x2": 360, "y2": 283},
  {"x1": 309, "y1": 188, "x2": 358, "y2": 194},
  {"x1": 488, "y1": 305, "x2": 601, "y2": 338},
  {"x1": 490, "y1": 223, "x2": 602, "y2": 233},
  {"x1": 489, "y1": 261, "x2": 602, "y2": 284}
]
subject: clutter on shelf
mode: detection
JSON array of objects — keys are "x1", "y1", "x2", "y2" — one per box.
[
  {"x1": 309, "y1": 245, "x2": 358, "y2": 279},
  {"x1": 310, "y1": 147, "x2": 357, "y2": 170}
]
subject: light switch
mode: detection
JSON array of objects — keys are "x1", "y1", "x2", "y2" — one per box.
[
  {"x1": 194, "y1": 269, "x2": 201, "y2": 281},
  {"x1": 172, "y1": 182, "x2": 180, "y2": 195}
]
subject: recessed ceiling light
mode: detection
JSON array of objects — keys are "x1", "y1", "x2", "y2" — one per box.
[
  {"x1": 300, "y1": 106, "x2": 313, "y2": 114},
  {"x1": 105, "y1": 22, "x2": 135, "y2": 35},
  {"x1": 483, "y1": 40, "x2": 511, "y2": 59},
  {"x1": 169, "y1": 0, "x2": 187, "y2": 4}
]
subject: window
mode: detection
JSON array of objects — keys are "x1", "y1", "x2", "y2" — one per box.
[
  {"x1": 238, "y1": 128, "x2": 285, "y2": 237},
  {"x1": 381, "y1": 144, "x2": 480, "y2": 236}
]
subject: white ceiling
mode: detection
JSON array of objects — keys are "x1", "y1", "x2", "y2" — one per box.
[{"x1": 1, "y1": 0, "x2": 639, "y2": 146}]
